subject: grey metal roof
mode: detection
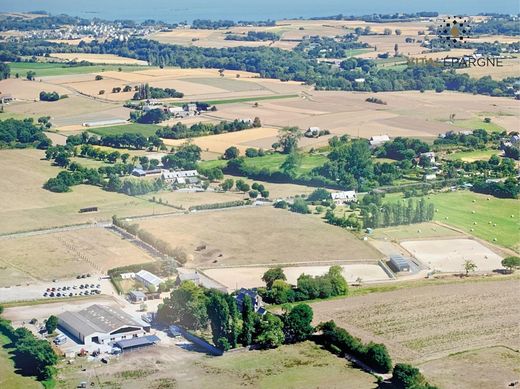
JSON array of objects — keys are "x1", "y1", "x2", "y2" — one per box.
[
  {"x1": 389, "y1": 255, "x2": 410, "y2": 268},
  {"x1": 58, "y1": 304, "x2": 145, "y2": 336},
  {"x1": 115, "y1": 335, "x2": 160, "y2": 349}
]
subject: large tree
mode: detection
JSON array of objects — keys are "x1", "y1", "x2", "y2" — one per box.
[
  {"x1": 45, "y1": 315, "x2": 58, "y2": 334},
  {"x1": 158, "y1": 281, "x2": 208, "y2": 330},
  {"x1": 240, "y1": 295, "x2": 255, "y2": 346},
  {"x1": 262, "y1": 267, "x2": 287, "y2": 288},
  {"x1": 283, "y1": 304, "x2": 314, "y2": 343},
  {"x1": 254, "y1": 313, "x2": 285, "y2": 349},
  {"x1": 277, "y1": 127, "x2": 303, "y2": 154}
]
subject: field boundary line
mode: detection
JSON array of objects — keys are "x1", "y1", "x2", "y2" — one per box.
[{"x1": 197, "y1": 259, "x2": 385, "y2": 270}]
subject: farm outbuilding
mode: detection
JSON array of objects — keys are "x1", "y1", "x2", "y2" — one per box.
[
  {"x1": 388, "y1": 255, "x2": 411, "y2": 273},
  {"x1": 57, "y1": 304, "x2": 150, "y2": 345}
]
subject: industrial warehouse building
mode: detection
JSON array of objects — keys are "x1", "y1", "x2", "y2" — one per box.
[{"x1": 57, "y1": 304, "x2": 150, "y2": 345}]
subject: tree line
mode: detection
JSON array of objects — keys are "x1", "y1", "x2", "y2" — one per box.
[
  {"x1": 225, "y1": 31, "x2": 280, "y2": 42},
  {"x1": 7, "y1": 37, "x2": 518, "y2": 97},
  {"x1": 156, "y1": 118, "x2": 260, "y2": 140},
  {"x1": 362, "y1": 196, "x2": 435, "y2": 229},
  {"x1": 132, "y1": 83, "x2": 184, "y2": 100}
]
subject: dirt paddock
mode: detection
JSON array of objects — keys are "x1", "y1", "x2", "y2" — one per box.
[
  {"x1": 202, "y1": 263, "x2": 391, "y2": 290},
  {"x1": 401, "y1": 238, "x2": 503, "y2": 273}
]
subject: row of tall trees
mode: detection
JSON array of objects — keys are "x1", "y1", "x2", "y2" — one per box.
[{"x1": 362, "y1": 198, "x2": 435, "y2": 228}]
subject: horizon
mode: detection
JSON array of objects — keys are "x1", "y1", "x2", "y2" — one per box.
[{"x1": 1, "y1": 0, "x2": 519, "y2": 23}]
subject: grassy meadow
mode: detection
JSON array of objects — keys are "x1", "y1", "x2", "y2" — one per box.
[
  {"x1": 88, "y1": 123, "x2": 161, "y2": 137},
  {"x1": 0, "y1": 334, "x2": 42, "y2": 389},
  {"x1": 9, "y1": 62, "x2": 150, "y2": 78},
  {"x1": 384, "y1": 191, "x2": 520, "y2": 251}
]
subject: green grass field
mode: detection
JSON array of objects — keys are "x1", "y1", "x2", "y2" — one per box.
[
  {"x1": 453, "y1": 118, "x2": 506, "y2": 132},
  {"x1": 445, "y1": 149, "x2": 501, "y2": 162},
  {"x1": 88, "y1": 123, "x2": 161, "y2": 137},
  {"x1": 199, "y1": 153, "x2": 328, "y2": 176},
  {"x1": 383, "y1": 191, "x2": 520, "y2": 251},
  {"x1": 203, "y1": 341, "x2": 377, "y2": 389},
  {"x1": 9, "y1": 62, "x2": 150, "y2": 78},
  {"x1": 243, "y1": 153, "x2": 327, "y2": 175},
  {"x1": 0, "y1": 334, "x2": 42, "y2": 389}
]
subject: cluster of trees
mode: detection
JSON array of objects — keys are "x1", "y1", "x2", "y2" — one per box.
[
  {"x1": 101, "y1": 132, "x2": 163, "y2": 150},
  {"x1": 296, "y1": 35, "x2": 369, "y2": 58},
  {"x1": 472, "y1": 15, "x2": 520, "y2": 36},
  {"x1": 39, "y1": 91, "x2": 63, "y2": 101},
  {"x1": 391, "y1": 364, "x2": 439, "y2": 389},
  {"x1": 111, "y1": 176, "x2": 165, "y2": 195},
  {"x1": 315, "y1": 138, "x2": 376, "y2": 190},
  {"x1": 44, "y1": 167, "x2": 103, "y2": 193},
  {"x1": 0, "y1": 118, "x2": 51, "y2": 149},
  {"x1": 135, "y1": 108, "x2": 168, "y2": 124},
  {"x1": 158, "y1": 280, "x2": 316, "y2": 351},
  {"x1": 0, "y1": 62, "x2": 9, "y2": 79},
  {"x1": 325, "y1": 209, "x2": 362, "y2": 230},
  {"x1": 132, "y1": 83, "x2": 184, "y2": 100},
  {"x1": 434, "y1": 129, "x2": 499, "y2": 149},
  {"x1": 156, "y1": 118, "x2": 260, "y2": 140},
  {"x1": 225, "y1": 31, "x2": 280, "y2": 42},
  {"x1": 161, "y1": 143, "x2": 202, "y2": 169},
  {"x1": 365, "y1": 96, "x2": 387, "y2": 105},
  {"x1": 362, "y1": 197, "x2": 435, "y2": 228},
  {"x1": 317, "y1": 320, "x2": 392, "y2": 373},
  {"x1": 260, "y1": 266, "x2": 348, "y2": 304},
  {"x1": 67, "y1": 129, "x2": 164, "y2": 151},
  {"x1": 375, "y1": 137, "x2": 430, "y2": 160},
  {"x1": 472, "y1": 177, "x2": 519, "y2": 199},
  {"x1": 0, "y1": 316, "x2": 57, "y2": 381}
]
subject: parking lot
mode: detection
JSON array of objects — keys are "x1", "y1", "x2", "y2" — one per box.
[{"x1": 0, "y1": 275, "x2": 115, "y2": 303}]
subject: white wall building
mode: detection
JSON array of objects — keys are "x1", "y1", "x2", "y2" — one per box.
[
  {"x1": 331, "y1": 191, "x2": 358, "y2": 205},
  {"x1": 135, "y1": 270, "x2": 162, "y2": 289},
  {"x1": 58, "y1": 304, "x2": 149, "y2": 345}
]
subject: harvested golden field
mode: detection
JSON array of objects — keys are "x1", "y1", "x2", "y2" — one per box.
[
  {"x1": 0, "y1": 228, "x2": 153, "y2": 286},
  {"x1": 48, "y1": 53, "x2": 148, "y2": 65},
  {"x1": 46, "y1": 67, "x2": 303, "y2": 103},
  {"x1": 0, "y1": 149, "x2": 172, "y2": 235},
  {"x1": 418, "y1": 346, "x2": 520, "y2": 389},
  {"x1": 204, "y1": 90, "x2": 520, "y2": 149},
  {"x1": 148, "y1": 19, "x2": 432, "y2": 54},
  {"x1": 138, "y1": 190, "x2": 247, "y2": 209},
  {"x1": 137, "y1": 206, "x2": 381, "y2": 267},
  {"x1": 163, "y1": 127, "x2": 280, "y2": 154},
  {"x1": 0, "y1": 77, "x2": 131, "y2": 127},
  {"x1": 467, "y1": 35, "x2": 520, "y2": 44},
  {"x1": 458, "y1": 57, "x2": 520, "y2": 80},
  {"x1": 311, "y1": 278, "x2": 520, "y2": 364}
]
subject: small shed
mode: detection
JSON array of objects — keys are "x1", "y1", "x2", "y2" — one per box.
[
  {"x1": 388, "y1": 255, "x2": 411, "y2": 273},
  {"x1": 128, "y1": 291, "x2": 146, "y2": 303}
]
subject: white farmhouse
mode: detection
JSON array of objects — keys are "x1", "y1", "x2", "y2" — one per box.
[
  {"x1": 331, "y1": 191, "x2": 358, "y2": 205},
  {"x1": 369, "y1": 135, "x2": 390, "y2": 147}
]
